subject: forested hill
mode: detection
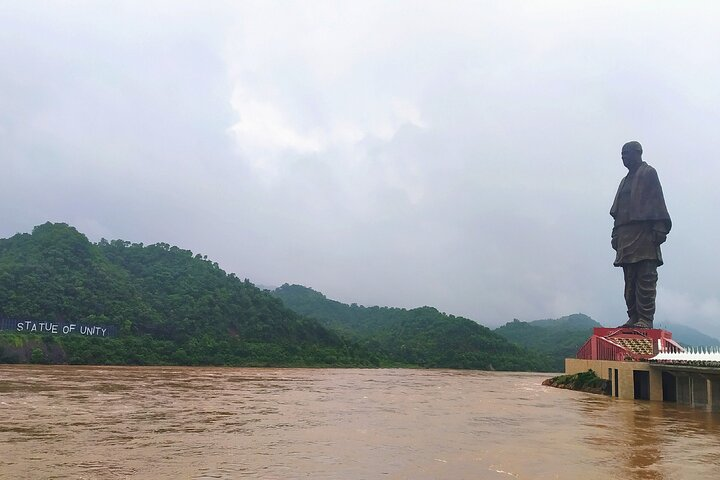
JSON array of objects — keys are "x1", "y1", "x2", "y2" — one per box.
[
  {"x1": 494, "y1": 314, "x2": 602, "y2": 371},
  {"x1": 0, "y1": 222, "x2": 374, "y2": 366},
  {"x1": 272, "y1": 284, "x2": 553, "y2": 372}
]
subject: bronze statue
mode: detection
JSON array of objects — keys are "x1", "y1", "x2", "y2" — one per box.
[{"x1": 610, "y1": 141, "x2": 671, "y2": 328}]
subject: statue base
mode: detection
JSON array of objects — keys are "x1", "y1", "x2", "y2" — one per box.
[{"x1": 576, "y1": 327, "x2": 683, "y2": 361}]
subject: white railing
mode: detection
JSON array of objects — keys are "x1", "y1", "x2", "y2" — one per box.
[{"x1": 651, "y1": 346, "x2": 720, "y2": 363}]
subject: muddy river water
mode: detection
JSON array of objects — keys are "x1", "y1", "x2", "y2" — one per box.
[{"x1": 1, "y1": 365, "x2": 718, "y2": 479}]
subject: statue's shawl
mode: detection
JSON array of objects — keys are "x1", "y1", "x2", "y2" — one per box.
[{"x1": 610, "y1": 162, "x2": 672, "y2": 230}]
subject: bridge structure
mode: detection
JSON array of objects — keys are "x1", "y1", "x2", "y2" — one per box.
[{"x1": 565, "y1": 327, "x2": 720, "y2": 411}]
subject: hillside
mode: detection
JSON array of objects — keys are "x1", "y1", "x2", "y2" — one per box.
[
  {"x1": 272, "y1": 284, "x2": 553, "y2": 371},
  {"x1": 0, "y1": 223, "x2": 375, "y2": 366},
  {"x1": 494, "y1": 314, "x2": 602, "y2": 371},
  {"x1": 662, "y1": 322, "x2": 720, "y2": 347}
]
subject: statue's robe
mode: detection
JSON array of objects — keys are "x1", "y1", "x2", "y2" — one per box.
[
  {"x1": 610, "y1": 161, "x2": 671, "y2": 325},
  {"x1": 610, "y1": 162, "x2": 671, "y2": 267}
]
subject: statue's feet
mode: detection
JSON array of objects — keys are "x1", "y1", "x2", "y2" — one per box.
[{"x1": 618, "y1": 319, "x2": 653, "y2": 329}]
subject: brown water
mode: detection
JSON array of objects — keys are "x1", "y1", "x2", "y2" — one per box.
[{"x1": 1, "y1": 366, "x2": 719, "y2": 479}]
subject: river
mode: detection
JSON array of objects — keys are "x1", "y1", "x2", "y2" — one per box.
[{"x1": 1, "y1": 365, "x2": 718, "y2": 479}]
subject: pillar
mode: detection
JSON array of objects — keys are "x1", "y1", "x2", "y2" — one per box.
[{"x1": 649, "y1": 368, "x2": 663, "y2": 401}]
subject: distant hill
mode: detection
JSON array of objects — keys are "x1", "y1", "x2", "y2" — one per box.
[
  {"x1": 272, "y1": 284, "x2": 553, "y2": 371},
  {"x1": 494, "y1": 314, "x2": 602, "y2": 371},
  {"x1": 0, "y1": 222, "x2": 374, "y2": 367},
  {"x1": 526, "y1": 314, "x2": 601, "y2": 330},
  {"x1": 661, "y1": 322, "x2": 720, "y2": 347}
]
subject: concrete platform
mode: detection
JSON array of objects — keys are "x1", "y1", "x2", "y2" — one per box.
[{"x1": 565, "y1": 357, "x2": 720, "y2": 411}]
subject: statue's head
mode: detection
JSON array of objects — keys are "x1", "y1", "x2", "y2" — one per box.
[{"x1": 621, "y1": 141, "x2": 643, "y2": 170}]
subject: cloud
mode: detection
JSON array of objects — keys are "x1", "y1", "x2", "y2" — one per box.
[{"x1": 2, "y1": 1, "x2": 720, "y2": 337}]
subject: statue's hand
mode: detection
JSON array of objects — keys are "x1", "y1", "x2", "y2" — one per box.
[
  {"x1": 611, "y1": 236, "x2": 618, "y2": 250},
  {"x1": 653, "y1": 231, "x2": 667, "y2": 245}
]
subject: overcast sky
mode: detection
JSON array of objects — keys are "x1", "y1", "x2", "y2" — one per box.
[{"x1": 2, "y1": 1, "x2": 720, "y2": 336}]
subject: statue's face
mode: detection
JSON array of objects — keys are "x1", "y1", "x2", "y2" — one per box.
[{"x1": 621, "y1": 148, "x2": 641, "y2": 170}]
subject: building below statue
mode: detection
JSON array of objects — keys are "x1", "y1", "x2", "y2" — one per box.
[
  {"x1": 565, "y1": 327, "x2": 720, "y2": 411},
  {"x1": 577, "y1": 327, "x2": 682, "y2": 362}
]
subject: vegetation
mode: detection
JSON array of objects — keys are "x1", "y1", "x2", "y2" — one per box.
[
  {"x1": 0, "y1": 223, "x2": 377, "y2": 367},
  {"x1": 1, "y1": 222, "x2": 593, "y2": 372},
  {"x1": 542, "y1": 369, "x2": 610, "y2": 395},
  {"x1": 272, "y1": 284, "x2": 553, "y2": 371},
  {"x1": 494, "y1": 314, "x2": 601, "y2": 371}
]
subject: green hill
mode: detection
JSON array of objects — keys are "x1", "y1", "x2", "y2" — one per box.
[
  {"x1": 494, "y1": 314, "x2": 602, "y2": 371},
  {"x1": 272, "y1": 284, "x2": 553, "y2": 371},
  {"x1": 0, "y1": 222, "x2": 375, "y2": 366}
]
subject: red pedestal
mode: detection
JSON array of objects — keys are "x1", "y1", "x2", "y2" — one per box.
[{"x1": 577, "y1": 327, "x2": 683, "y2": 362}]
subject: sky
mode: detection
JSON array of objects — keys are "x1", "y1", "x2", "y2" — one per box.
[{"x1": 2, "y1": 1, "x2": 720, "y2": 336}]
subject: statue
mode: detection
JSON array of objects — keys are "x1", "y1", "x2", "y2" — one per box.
[{"x1": 610, "y1": 141, "x2": 671, "y2": 329}]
